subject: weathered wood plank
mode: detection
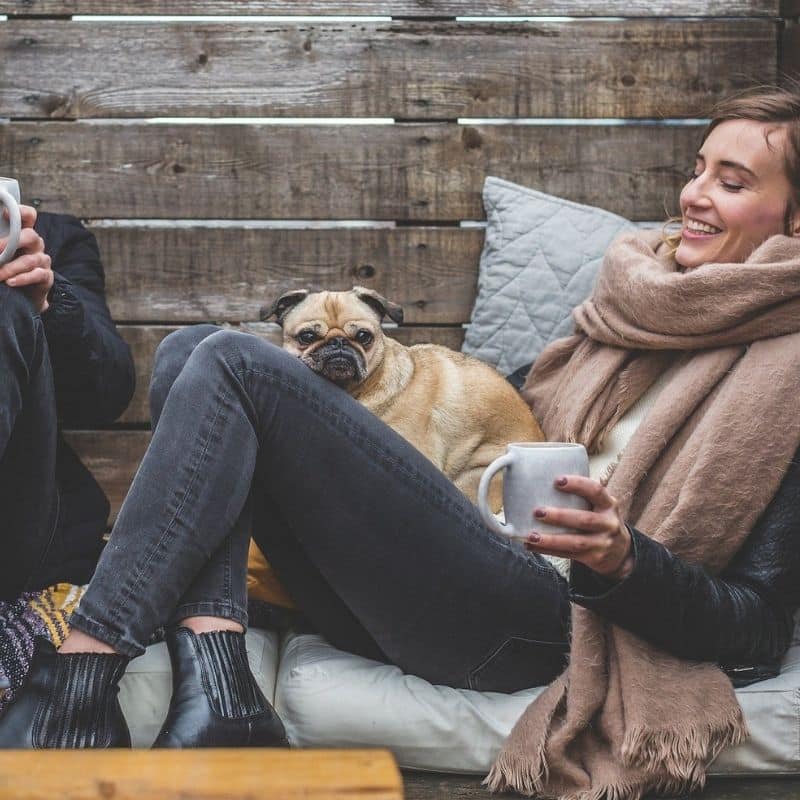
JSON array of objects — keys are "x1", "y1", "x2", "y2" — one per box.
[
  {"x1": 6, "y1": 122, "x2": 701, "y2": 220},
  {"x1": 64, "y1": 430, "x2": 149, "y2": 517},
  {"x1": 117, "y1": 323, "x2": 466, "y2": 424},
  {"x1": 0, "y1": 20, "x2": 775, "y2": 119},
  {"x1": 783, "y1": 26, "x2": 800, "y2": 78},
  {"x1": 0, "y1": 1, "x2": 782, "y2": 17},
  {"x1": 0, "y1": 750, "x2": 403, "y2": 800},
  {"x1": 781, "y1": 1, "x2": 800, "y2": 16},
  {"x1": 91, "y1": 226, "x2": 483, "y2": 324}
]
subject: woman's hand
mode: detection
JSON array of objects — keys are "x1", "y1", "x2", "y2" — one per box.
[
  {"x1": 0, "y1": 205, "x2": 53, "y2": 313},
  {"x1": 524, "y1": 475, "x2": 635, "y2": 581}
]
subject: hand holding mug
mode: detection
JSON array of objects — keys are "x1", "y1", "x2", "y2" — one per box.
[
  {"x1": 477, "y1": 442, "x2": 634, "y2": 581},
  {"x1": 0, "y1": 203, "x2": 53, "y2": 314},
  {"x1": 525, "y1": 475, "x2": 634, "y2": 581}
]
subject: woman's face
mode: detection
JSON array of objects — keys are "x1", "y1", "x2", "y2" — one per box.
[{"x1": 675, "y1": 119, "x2": 798, "y2": 269}]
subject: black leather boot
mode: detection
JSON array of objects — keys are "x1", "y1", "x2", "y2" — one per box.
[
  {"x1": 152, "y1": 627, "x2": 289, "y2": 748},
  {"x1": 0, "y1": 637, "x2": 131, "y2": 748}
]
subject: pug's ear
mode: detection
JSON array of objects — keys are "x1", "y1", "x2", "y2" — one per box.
[
  {"x1": 260, "y1": 289, "x2": 310, "y2": 324},
  {"x1": 353, "y1": 286, "x2": 404, "y2": 324}
]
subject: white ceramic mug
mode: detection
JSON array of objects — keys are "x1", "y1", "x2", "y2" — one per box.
[
  {"x1": 477, "y1": 442, "x2": 590, "y2": 539},
  {"x1": 0, "y1": 178, "x2": 21, "y2": 266}
]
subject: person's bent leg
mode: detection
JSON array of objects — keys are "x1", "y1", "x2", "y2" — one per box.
[
  {"x1": 0, "y1": 284, "x2": 59, "y2": 599},
  {"x1": 70, "y1": 329, "x2": 568, "y2": 691},
  {"x1": 149, "y1": 325, "x2": 251, "y2": 633},
  {"x1": 0, "y1": 286, "x2": 129, "y2": 748},
  {"x1": 109, "y1": 326, "x2": 285, "y2": 748}
]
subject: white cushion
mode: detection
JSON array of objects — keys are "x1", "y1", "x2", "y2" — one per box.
[
  {"x1": 119, "y1": 628, "x2": 280, "y2": 748},
  {"x1": 274, "y1": 620, "x2": 800, "y2": 776}
]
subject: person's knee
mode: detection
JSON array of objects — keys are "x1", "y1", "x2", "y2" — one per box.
[
  {"x1": 191, "y1": 329, "x2": 287, "y2": 374},
  {"x1": 150, "y1": 325, "x2": 221, "y2": 423},
  {"x1": 181, "y1": 330, "x2": 304, "y2": 396}
]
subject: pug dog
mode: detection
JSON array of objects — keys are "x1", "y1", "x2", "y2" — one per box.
[{"x1": 262, "y1": 286, "x2": 544, "y2": 511}]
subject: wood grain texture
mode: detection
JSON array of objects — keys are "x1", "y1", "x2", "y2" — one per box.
[
  {"x1": 117, "y1": 323, "x2": 466, "y2": 424},
  {"x1": 783, "y1": 26, "x2": 800, "y2": 78},
  {"x1": 6, "y1": 122, "x2": 700, "y2": 220},
  {"x1": 0, "y1": 20, "x2": 775, "y2": 119},
  {"x1": 781, "y1": 1, "x2": 800, "y2": 16},
  {"x1": 0, "y1": 750, "x2": 402, "y2": 800},
  {"x1": 91, "y1": 226, "x2": 483, "y2": 323},
  {"x1": 0, "y1": 1, "x2": 782, "y2": 17},
  {"x1": 64, "y1": 430, "x2": 149, "y2": 517}
]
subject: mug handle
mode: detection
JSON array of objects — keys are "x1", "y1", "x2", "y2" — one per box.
[
  {"x1": 477, "y1": 452, "x2": 520, "y2": 538},
  {"x1": 0, "y1": 189, "x2": 21, "y2": 266}
]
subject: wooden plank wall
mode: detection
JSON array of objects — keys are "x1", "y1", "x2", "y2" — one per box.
[{"x1": 0, "y1": 1, "x2": 790, "y2": 516}]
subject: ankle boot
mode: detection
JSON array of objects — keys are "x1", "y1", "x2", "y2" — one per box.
[
  {"x1": 0, "y1": 637, "x2": 131, "y2": 748},
  {"x1": 153, "y1": 627, "x2": 289, "y2": 748}
]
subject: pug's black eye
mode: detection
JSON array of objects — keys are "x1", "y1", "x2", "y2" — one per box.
[
  {"x1": 297, "y1": 330, "x2": 317, "y2": 346},
  {"x1": 355, "y1": 329, "x2": 374, "y2": 347}
]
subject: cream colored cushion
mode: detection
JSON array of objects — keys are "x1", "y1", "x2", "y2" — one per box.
[
  {"x1": 119, "y1": 628, "x2": 280, "y2": 748},
  {"x1": 275, "y1": 618, "x2": 800, "y2": 776}
]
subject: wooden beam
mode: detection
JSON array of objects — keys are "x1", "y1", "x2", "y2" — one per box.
[
  {"x1": 89, "y1": 227, "x2": 483, "y2": 324},
  {"x1": 0, "y1": 20, "x2": 775, "y2": 119},
  {"x1": 783, "y1": 26, "x2": 800, "y2": 79},
  {"x1": 781, "y1": 1, "x2": 800, "y2": 17},
  {"x1": 64, "y1": 430, "x2": 149, "y2": 517},
  {"x1": 6, "y1": 122, "x2": 700, "y2": 220},
  {"x1": 0, "y1": 749, "x2": 403, "y2": 800},
  {"x1": 0, "y1": 1, "x2": 782, "y2": 17},
  {"x1": 117, "y1": 323, "x2": 467, "y2": 425}
]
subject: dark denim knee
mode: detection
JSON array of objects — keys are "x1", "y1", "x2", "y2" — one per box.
[
  {"x1": 0, "y1": 284, "x2": 41, "y2": 370},
  {"x1": 189, "y1": 329, "x2": 289, "y2": 377},
  {"x1": 150, "y1": 324, "x2": 221, "y2": 425}
]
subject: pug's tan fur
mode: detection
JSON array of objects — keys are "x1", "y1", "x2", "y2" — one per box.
[{"x1": 264, "y1": 287, "x2": 544, "y2": 511}]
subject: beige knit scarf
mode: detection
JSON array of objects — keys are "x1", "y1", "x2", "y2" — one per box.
[{"x1": 486, "y1": 230, "x2": 800, "y2": 800}]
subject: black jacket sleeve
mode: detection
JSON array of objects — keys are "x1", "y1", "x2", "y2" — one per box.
[
  {"x1": 36, "y1": 213, "x2": 135, "y2": 425},
  {"x1": 570, "y1": 448, "x2": 800, "y2": 671}
]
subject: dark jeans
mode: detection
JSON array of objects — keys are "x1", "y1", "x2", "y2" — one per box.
[
  {"x1": 0, "y1": 285, "x2": 60, "y2": 600},
  {"x1": 71, "y1": 326, "x2": 571, "y2": 692}
]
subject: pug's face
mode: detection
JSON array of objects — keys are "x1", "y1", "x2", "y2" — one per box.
[{"x1": 267, "y1": 288, "x2": 402, "y2": 389}]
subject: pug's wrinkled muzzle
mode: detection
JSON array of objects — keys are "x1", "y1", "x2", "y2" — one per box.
[{"x1": 312, "y1": 338, "x2": 367, "y2": 386}]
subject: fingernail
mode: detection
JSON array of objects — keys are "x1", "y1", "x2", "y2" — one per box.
[
  {"x1": 527, "y1": 532, "x2": 541, "y2": 543},
  {"x1": 556, "y1": 476, "x2": 568, "y2": 487},
  {"x1": 533, "y1": 508, "x2": 546, "y2": 519}
]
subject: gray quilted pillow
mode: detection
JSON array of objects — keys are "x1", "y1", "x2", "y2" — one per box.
[{"x1": 462, "y1": 177, "x2": 635, "y2": 375}]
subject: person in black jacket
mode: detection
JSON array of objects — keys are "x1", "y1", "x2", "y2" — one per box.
[
  {"x1": 0, "y1": 205, "x2": 135, "y2": 599},
  {"x1": 1, "y1": 88, "x2": 799, "y2": 786}
]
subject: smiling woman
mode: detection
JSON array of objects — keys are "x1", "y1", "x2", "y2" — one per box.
[
  {"x1": 675, "y1": 92, "x2": 800, "y2": 269},
  {"x1": 673, "y1": 88, "x2": 800, "y2": 269}
]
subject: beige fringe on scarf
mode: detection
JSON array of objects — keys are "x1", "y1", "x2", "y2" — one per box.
[{"x1": 486, "y1": 231, "x2": 800, "y2": 800}]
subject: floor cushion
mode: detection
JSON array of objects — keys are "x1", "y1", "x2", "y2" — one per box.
[
  {"x1": 274, "y1": 616, "x2": 800, "y2": 776},
  {"x1": 119, "y1": 628, "x2": 280, "y2": 747}
]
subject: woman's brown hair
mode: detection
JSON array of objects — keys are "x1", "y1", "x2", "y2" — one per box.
[{"x1": 663, "y1": 84, "x2": 800, "y2": 250}]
